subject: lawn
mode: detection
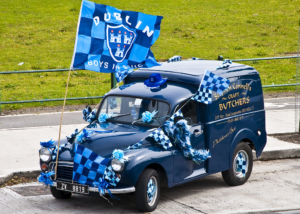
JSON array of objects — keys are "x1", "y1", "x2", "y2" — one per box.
[{"x1": 0, "y1": 0, "x2": 299, "y2": 110}]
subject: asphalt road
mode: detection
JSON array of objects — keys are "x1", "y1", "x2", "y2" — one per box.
[
  {"x1": 1, "y1": 159, "x2": 300, "y2": 214},
  {"x1": 0, "y1": 97, "x2": 297, "y2": 129}
]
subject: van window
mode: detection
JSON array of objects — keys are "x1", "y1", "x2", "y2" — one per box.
[{"x1": 178, "y1": 100, "x2": 198, "y2": 125}]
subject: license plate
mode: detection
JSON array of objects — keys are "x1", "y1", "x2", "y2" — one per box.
[{"x1": 57, "y1": 181, "x2": 89, "y2": 194}]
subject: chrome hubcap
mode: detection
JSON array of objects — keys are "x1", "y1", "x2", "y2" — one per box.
[
  {"x1": 233, "y1": 150, "x2": 248, "y2": 178},
  {"x1": 147, "y1": 176, "x2": 158, "y2": 206}
]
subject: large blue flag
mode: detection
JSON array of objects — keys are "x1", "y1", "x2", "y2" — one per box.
[{"x1": 71, "y1": 0, "x2": 163, "y2": 82}]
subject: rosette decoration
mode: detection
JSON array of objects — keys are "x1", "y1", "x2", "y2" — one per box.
[
  {"x1": 76, "y1": 129, "x2": 94, "y2": 143},
  {"x1": 112, "y1": 149, "x2": 128, "y2": 163},
  {"x1": 38, "y1": 171, "x2": 55, "y2": 186},
  {"x1": 98, "y1": 112, "x2": 113, "y2": 123},
  {"x1": 142, "y1": 110, "x2": 158, "y2": 123}
]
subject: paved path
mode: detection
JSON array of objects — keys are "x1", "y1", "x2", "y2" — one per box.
[{"x1": 1, "y1": 159, "x2": 300, "y2": 214}]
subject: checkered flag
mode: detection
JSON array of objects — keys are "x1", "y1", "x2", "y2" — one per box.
[
  {"x1": 192, "y1": 86, "x2": 212, "y2": 104},
  {"x1": 192, "y1": 70, "x2": 230, "y2": 104},
  {"x1": 149, "y1": 128, "x2": 172, "y2": 150},
  {"x1": 73, "y1": 144, "x2": 111, "y2": 186},
  {"x1": 236, "y1": 153, "x2": 247, "y2": 177},
  {"x1": 104, "y1": 166, "x2": 121, "y2": 186}
]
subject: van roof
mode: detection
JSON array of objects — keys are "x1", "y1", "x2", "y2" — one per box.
[
  {"x1": 126, "y1": 60, "x2": 258, "y2": 86},
  {"x1": 107, "y1": 60, "x2": 259, "y2": 110}
]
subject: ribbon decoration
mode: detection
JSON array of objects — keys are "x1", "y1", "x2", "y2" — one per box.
[
  {"x1": 66, "y1": 129, "x2": 79, "y2": 143},
  {"x1": 38, "y1": 171, "x2": 55, "y2": 186},
  {"x1": 93, "y1": 178, "x2": 120, "y2": 200},
  {"x1": 40, "y1": 139, "x2": 55, "y2": 148},
  {"x1": 76, "y1": 129, "x2": 94, "y2": 143},
  {"x1": 162, "y1": 118, "x2": 211, "y2": 165}
]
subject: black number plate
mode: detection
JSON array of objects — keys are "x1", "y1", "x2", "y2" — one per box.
[{"x1": 57, "y1": 181, "x2": 89, "y2": 194}]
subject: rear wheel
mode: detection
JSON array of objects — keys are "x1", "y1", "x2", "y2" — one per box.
[
  {"x1": 50, "y1": 186, "x2": 72, "y2": 199},
  {"x1": 134, "y1": 168, "x2": 160, "y2": 212},
  {"x1": 222, "y1": 142, "x2": 253, "y2": 186}
]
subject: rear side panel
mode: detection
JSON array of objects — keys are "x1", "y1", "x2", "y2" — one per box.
[{"x1": 203, "y1": 74, "x2": 266, "y2": 173}]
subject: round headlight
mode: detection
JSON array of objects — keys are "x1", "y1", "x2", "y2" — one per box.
[
  {"x1": 111, "y1": 159, "x2": 125, "y2": 172},
  {"x1": 39, "y1": 148, "x2": 51, "y2": 162}
]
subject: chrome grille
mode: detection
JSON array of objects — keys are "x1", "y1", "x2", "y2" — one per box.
[{"x1": 50, "y1": 161, "x2": 73, "y2": 182}]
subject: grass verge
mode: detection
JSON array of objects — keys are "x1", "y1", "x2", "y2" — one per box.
[{"x1": 0, "y1": 0, "x2": 299, "y2": 110}]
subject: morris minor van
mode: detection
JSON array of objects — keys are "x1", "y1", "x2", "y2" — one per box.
[{"x1": 39, "y1": 60, "x2": 266, "y2": 212}]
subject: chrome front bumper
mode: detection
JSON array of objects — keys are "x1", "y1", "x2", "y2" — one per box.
[{"x1": 52, "y1": 182, "x2": 135, "y2": 194}]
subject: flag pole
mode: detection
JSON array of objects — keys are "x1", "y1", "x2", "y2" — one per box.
[{"x1": 54, "y1": 68, "x2": 72, "y2": 180}]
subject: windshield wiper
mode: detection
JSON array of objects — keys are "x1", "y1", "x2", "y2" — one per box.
[{"x1": 108, "y1": 113, "x2": 131, "y2": 119}]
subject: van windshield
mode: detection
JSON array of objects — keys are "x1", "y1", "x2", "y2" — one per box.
[{"x1": 99, "y1": 96, "x2": 170, "y2": 127}]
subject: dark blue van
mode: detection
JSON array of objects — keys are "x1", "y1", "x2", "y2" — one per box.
[{"x1": 39, "y1": 60, "x2": 267, "y2": 212}]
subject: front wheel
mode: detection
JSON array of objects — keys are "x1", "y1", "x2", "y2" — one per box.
[
  {"x1": 134, "y1": 168, "x2": 160, "y2": 212},
  {"x1": 222, "y1": 142, "x2": 253, "y2": 186}
]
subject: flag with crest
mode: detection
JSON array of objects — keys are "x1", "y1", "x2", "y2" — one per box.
[{"x1": 71, "y1": 0, "x2": 163, "y2": 82}]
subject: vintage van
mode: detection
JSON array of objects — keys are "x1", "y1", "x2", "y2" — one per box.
[{"x1": 39, "y1": 60, "x2": 266, "y2": 212}]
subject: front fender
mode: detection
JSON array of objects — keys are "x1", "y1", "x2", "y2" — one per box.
[
  {"x1": 120, "y1": 145, "x2": 173, "y2": 188},
  {"x1": 229, "y1": 128, "x2": 260, "y2": 167}
]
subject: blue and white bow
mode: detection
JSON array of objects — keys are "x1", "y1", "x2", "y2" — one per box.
[
  {"x1": 217, "y1": 59, "x2": 232, "y2": 69},
  {"x1": 38, "y1": 171, "x2": 55, "y2": 186}
]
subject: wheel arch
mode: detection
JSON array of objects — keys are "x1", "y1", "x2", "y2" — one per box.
[{"x1": 229, "y1": 128, "x2": 258, "y2": 167}]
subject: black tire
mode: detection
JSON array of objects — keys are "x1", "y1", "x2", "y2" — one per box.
[
  {"x1": 50, "y1": 186, "x2": 72, "y2": 199},
  {"x1": 134, "y1": 168, "x2": 160, "y2": 212},
  {"x1": 222, "y1": 142, "x2": 253, "y2": 186}
]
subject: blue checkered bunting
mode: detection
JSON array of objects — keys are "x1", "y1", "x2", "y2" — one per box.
[
  {"x1": 170, "y1": 109, "x2": 183, "y2": 121},
  {"x1": 71, "y1": 0, "x2": 163, "y2": 74},
  {"x1": 149, "y1": 128, "x2": 172, "y2": 150},
  {"x1": 191, "y1": 86, "x2": 212, "y2": 104},
  {"x1": 73, "y1": 143, "x2": 111, "y2": 186},
  {"x1": 147, "y1": 178, "x2": 155, "y2": 202},
  {"x1": 126, "y1": 140, "x2": 143, "y2": 150},
  {"x1": 104, "y1": 166, "x2": 121, "y2": 186},
  {"x1": 236, "y1": 153, "x2": 247, "y2": 177}
]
